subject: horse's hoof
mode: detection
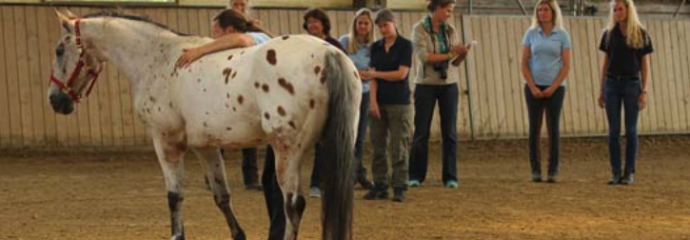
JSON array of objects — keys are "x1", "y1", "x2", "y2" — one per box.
[{"x1": 232, "y1": 231, "x2": 246, "y2": 240}]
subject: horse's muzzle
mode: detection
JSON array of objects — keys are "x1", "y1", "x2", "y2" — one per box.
[{"x1": 50, "y1": 93, "x2": 75, "y2": 115}]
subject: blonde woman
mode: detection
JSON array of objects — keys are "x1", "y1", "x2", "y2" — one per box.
[
  {"x1": 228, "y1": 0, "x2": 262, "y2": 26},
  {"x1": 598, "y1": 0, "x2": 653, "y2": 185},
  {"x1": 339, "y1": 8, "x2": 375, "y2": 190},
  {"x1": 521, "y1": 0, "x2": 571, "y2": 183}
]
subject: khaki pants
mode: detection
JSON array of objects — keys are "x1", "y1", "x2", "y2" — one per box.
[{"x1": 369, "y1": 104, "x2": 413, "y2": 189}]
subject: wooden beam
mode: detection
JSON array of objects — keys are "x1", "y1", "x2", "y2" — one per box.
[{"x1": 387, "y1": 0, "x2": 425, "y2": 10}]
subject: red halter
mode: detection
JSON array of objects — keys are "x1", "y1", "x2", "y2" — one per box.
[{"x1": 49, "y1": 18, "x2": 103, "y2": 104}]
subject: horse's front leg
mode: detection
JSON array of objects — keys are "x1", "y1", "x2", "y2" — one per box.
[
  {"x1": 192, "y1": 148, "x2": 246, "y2": 240},
  {"x1": 152, "y1": 133, "x2": 188, "y2": 240}
]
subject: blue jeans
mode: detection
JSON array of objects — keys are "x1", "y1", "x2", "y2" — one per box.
[
  {"x1": 354, "y1": 92, "x2": 370, "y2": 181},
  {"x1": 409, "y1": 84, "x2": 458, "y2": 183},
  {"x1": 604, "y1": 76, "x2": 641, "y2": 175},
  {"x1": 524, "y1": 85, "x2": 565, "y2": 177}
]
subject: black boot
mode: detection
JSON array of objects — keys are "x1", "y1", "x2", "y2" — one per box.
[
  {"x1": 392, "y1": 187, "x2": 405, "y2": 202},
  {"x1": 363, "y1": 185, "x2": 389, "y2": 200},
  {"x1": 620, "y1": 172, "x2": 634, "y2": 185}
]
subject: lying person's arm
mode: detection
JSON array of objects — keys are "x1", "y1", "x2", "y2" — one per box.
[{"x1": 176, "y1": 33, "x2": 254, "y2": 68}]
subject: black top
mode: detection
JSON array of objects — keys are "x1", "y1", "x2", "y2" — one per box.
[
  {"x1": 599, "y1": 26, "x2": 654, "y2": 77},
  {"x1": 369, "y1": 36, "x2": 413, "y2": 105},
  {"x1": 324, "y1": 36, "x2": 346, "y2": 53}
]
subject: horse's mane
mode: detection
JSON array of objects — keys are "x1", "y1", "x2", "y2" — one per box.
[{"x1": 83, "y1": 11, "x2": 191, "y2": 36}]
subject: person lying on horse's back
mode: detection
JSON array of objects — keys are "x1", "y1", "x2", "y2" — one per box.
[{"x1": 176, "y1": 9, "x2": 273, "y2": 68}]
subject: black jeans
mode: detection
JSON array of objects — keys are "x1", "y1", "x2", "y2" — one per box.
[
  {"x1": 241, "y1": 148, "x2": 259, "y2": 186},
  {"x1": 409, "y1": 84, "x2": 459, "y2": 183},
  {"x1": 524, "y1": 85, "x2": 565, "y2": 177}
]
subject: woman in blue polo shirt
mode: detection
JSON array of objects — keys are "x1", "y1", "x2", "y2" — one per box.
[
  {"x1": 339, "y1": 8, "x2": 375, "y2": 190},
  {"x1": 598, "y1": 0, "x2": 653, "y2": 185},
  {"x1": 361, "y1": 9, "x2": 413, "y2": 202},
  {"x1": 520, "y1": 0, "x2": 571, "y2": 183}
]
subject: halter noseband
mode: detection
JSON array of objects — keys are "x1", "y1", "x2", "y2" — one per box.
[{"x1": 49, "y1": 18, "x2": 103, "y2": 104}]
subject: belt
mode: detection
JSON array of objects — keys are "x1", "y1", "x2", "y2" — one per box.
[{"x1": 606, "y1": 73, "x2": 639, "y2": 81}]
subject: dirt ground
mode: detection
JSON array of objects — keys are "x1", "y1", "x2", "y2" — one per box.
[{"x1": 1, "y1": 136, "x2": 689, "y2": 240}]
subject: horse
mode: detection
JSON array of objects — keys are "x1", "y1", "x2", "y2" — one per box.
[{"x1": 47, "y1": 10, "x2": 360, "y2": 240}]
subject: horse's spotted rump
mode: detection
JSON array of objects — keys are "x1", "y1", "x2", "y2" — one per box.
[
  {"x1": 266, "y1": 49, "x2": 277, "y2": 65},
  {"x1": 282, "y1": 35, "x2": 290, "y2": 40},
  {"x1": 314, "y1": 66, "x2": 321, "y2": 75},
  {"x1": 264, "y1": 112, "x2": 270, "y2": 120},
  {"x1": 277, "y1": 106, "x2": 286, "y2": 116},
  {"x1": 223, "y1": 68, "x2": 232, "y2": 84},
  {"x1": 309, "y1": 99, "x2": 315, "y2": 109},
  {"x1": 278, "y1": 78, "x2": 294, "y2": 95},
  {"x1": 262, "y1": 84, "x2": 270, "y2": 93},
  {"x1": 237, "y1": 95, "x2": 244, "y2": 105}
]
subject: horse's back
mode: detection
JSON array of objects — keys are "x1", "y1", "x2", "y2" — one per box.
[{"x1": 163, "y1": 34, "x2": 358, "y2": 148}]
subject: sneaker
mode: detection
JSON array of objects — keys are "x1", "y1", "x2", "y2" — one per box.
[
  {"x1": 546, "y1": 175, "x2": 557, "y2": 183},
  {"x1": 309, "y1": 187, "x2": 321, "y2": 198},
  {"x1": 408, "y1": 180, "x2": 421, "y2": 187},
  {"x1": 363, "y1": 188, "x2": 389, "y2": 200},
  {"x1": 245, "y1": 183, "x2": 263, "y2": 191},
  {"x1": 531, "y1": 173, "x2": 542, "y2": 183},
  {"x1": 357, "y1": 176, "x2": 374, "y2": 190},
  {"x1": 392, "y1": 188, "x2": 405, "y2": 202},
  {"x1": 445, "y1": 180, "x2": 458, "y2": 188},
  {"x1": 607, "y1": 174, "x2": 622, "y2": 185},
  {"x1": 620, "y1": 173, "x2": 634, "y2": 185}
]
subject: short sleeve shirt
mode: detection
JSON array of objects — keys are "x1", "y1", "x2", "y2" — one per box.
[
  {"x1": 339, "y1": 35, "x2": 371, "y2": 93},
  {"x1": 369, "y1": 36, "x2": 413, "y2": 105},
  {"x1": 522, "y1": 27, "x2": 572, "y2": 87},
  {"x1": 247, "y1": 32, "x2": 270, "y2": 45},
  {"x1": 599, "y1": 27, "x2": 653, "y2": 76}
]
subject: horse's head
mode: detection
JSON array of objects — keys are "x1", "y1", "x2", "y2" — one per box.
[{"x1": 48, "y1": 10, "x2": 106, "y2": 115}]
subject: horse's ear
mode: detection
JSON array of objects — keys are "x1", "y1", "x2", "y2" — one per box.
[{"x1": 55, "y1": 9, "x2": 72, "y2": 33}]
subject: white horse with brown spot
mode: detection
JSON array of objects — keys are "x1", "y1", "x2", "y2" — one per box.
[{"x1": 47, "y1": 10, "x2": 360, "y2": 240}]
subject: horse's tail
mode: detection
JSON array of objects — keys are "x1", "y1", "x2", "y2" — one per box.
[{"x1": 321, "y1": 50, "x2": 356, "y2": 240}]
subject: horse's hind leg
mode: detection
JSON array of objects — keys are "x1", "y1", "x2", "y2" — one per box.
[
  {"x1": 272, "y1": 145, "x2": 308, "y2": 240},
  {"x1": 192, "y1": 148, "x2": 246, "y2": 240},
  {"x1": 152, "y1": 135, "x2": 188, "y2": 240}
]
